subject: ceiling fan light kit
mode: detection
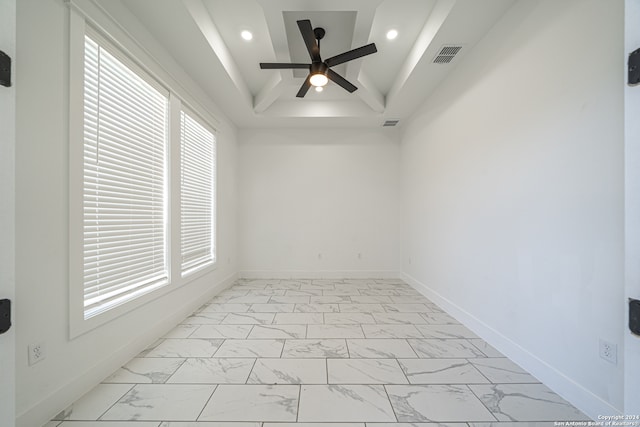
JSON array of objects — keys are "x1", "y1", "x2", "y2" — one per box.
[
  {"x1": 309, "y1": 62, "x2": 328, "y2": 87},
  {"x1": 309, "y1": 73, "x2": 328, "y2": 87},
  {"x1": 260, "y1": 19, "x2": 377, "y2": 98}
]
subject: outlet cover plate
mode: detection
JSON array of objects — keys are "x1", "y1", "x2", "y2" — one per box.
[
  {"x1": 28, "y1": 343, "x2": 46, "y2": 366},
  {"x1": 599, "y1": 339, "x2": 617, "y2": 365}
]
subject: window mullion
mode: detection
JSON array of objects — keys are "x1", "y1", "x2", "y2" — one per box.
[{"x1": 168, "y1": 93, "x2": 182, "y2": 285}]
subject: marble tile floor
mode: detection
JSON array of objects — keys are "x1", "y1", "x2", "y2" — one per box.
[{"x1": 48, "y1": 279, "x2": 589, "y2": 427}]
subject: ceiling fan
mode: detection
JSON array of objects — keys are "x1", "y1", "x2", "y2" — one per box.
[{"x1": 260, "y1": 19, "x2": 377, "y2": 98}]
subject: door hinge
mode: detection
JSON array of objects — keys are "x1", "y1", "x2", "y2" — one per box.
[
  {"x1": 630, "y1": 298, "x2": 640, "y2": 336},
  {"x1": 630, "y1": 48, "x2": 640, "y2": 86},
  {"x1": 0, "y1": 51, "x2": 11, "y2": 87},
  {"x1": 0, "y1": 299, "x2": 11, "y2": 334}
]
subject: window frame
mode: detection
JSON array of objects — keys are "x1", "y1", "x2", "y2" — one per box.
[
  {"x1": 69, "y1": 8, "x2": 218, "y2": 338},
  {"x1": 82, "y1": 29, "x2": 170, "y2": 319},
  {"x1": 180, "y1": 107, "x2": 217, "y2": 277}
]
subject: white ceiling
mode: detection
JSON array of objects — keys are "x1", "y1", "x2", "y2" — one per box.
[{"x1": 105, "y1": 0, "x2": 516, "y2": 128}]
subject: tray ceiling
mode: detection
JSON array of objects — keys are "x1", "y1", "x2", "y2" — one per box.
[{"x1": 101, "y1": 0, "x2": 516, "y2": 127}]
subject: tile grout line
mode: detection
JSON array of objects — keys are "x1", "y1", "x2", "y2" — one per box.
[
  {"x1": 194, "y1": 383, "x2": 218, "y2": 421},
  {"x1": 467, "y1": 357, "x2": 495, "y2": 384},
  {"x1": 245, "y1": 357, "x2": 259, "y2": 384},
  {"x1": 394, "y1": 357, "x2": 411, "y2": 385},
  {"x1": 94, "y1": 383, "x2": 135, "y2": 421},
  {"x1": 466, "y1": 382, "x2": 500, "y2": 422},
  {"x1": 295, "y1": 383, "x2": 302, "y2": 422},
  {"x1": 162, "y1": 357, "x2": 188, "y2": 384},
  {"x1": 381, "y1": 384, "x2": 400, "y2": 423}
]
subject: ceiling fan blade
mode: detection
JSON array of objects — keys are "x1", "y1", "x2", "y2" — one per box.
[
  {"x1": 326, "y1": 69, "x2": 357, "y2": 93},
  {"x1": 297, "y1": 20, "x2": 321, "y2": 62},
  {"x1": 325, "y1": 43, "x2": 377, "y2": 68},
  {"x1": 260, "y1": 63, "x2": 311, "y2": 69},
  {"x1": 296, "y1": 75, "x2": 312, "y2": 98}
]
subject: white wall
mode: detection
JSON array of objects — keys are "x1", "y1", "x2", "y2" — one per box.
[
  {"x1": 0, "y1": 0, "x2": 16, "y2": 425},
  {"x1": 239, "y1": 128, "x2": 401, "y2": 277},
  {"x1": 625, "y1": 0, "x2": 640, "y2": 415},
  {"x1": 12, "y1": 0, "x2": 632, "y2": 423},
  {"x1": 15, "y1": 1, "x2": 238, "y2": 426},
  {"x1": 401, "y1": 0, "x2": 624, "y2": 417}
]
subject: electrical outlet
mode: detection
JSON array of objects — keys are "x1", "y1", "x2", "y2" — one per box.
[
  {"x1": 318, "y1": 253, "x2": 322, "y2": 260},
  {"x1": 357, "y1": 252, "x2": 362, "y2": 260},
  {"x1": 28, "y1": 342, "x2": 46, "y2": 366},
  {"x1": 599, "y1": 339, "x2": 617, "y2": 364}
]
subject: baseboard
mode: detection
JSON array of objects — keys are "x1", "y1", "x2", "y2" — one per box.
[
  {"x1": 401, "y1": 272, "x2": 622, "y2": 420},
  {"x1": 18, "y1": 272, "x2": 237, "y2": 427},
  {"x1": 239, "y1": 270, "x2": 402, "y2": 279}
]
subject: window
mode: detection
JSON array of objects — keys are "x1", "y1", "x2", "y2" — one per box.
[
  {"x1": 69, "y1": 13, "x2": 219, "y2": 334},
  {"x1": 180, "y1": 110, "x2": 216, "y2": 275},
  {"x1": 82, "y1": 33, "x2": 169, "y2": 319}
]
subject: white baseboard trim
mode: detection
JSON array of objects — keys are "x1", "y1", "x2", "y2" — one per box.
[
  {"x1": 401, "y1": 272, "x2": 622, "y2": 420},
  {"x1": 18, "y1": 272, "x2": 237, "y2": 427},
  {"x1": 239, "y1": 270, "x2": 401, "y2": 279}
]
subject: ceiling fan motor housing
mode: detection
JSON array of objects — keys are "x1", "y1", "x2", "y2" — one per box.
[
  {"x1": 313, "y1": 27, "x2": 326, "y2": 42},
  {"x1": 311, "y1": 62, "x2": 328, "y2": 75}
]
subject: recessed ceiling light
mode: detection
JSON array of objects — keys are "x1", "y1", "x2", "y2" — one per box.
[
  {"x1": 241, "y1": 30, "x2": 253, "y2": 41},
  {"x1": 386, "y1": 29, "x2": 398, "y2": 40},
  {"x1": 315, "y1": 86, "x2": 323, "y2": 92}
]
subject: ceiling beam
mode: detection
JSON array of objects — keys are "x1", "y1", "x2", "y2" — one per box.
[
  {"x1": 182, "y1": 0, "x2": 253, "y2": 108},
  {"x1": 254, "y1": 73, "x2": 284, "y2": 113},
  {"x1": 256, "y1": 0, "x2": 293, "y2": 64},
  {"x1": 356, "y1": 71, "x2": 385, "y2": 113},
  {"x1": 255, "y1": 0, "x2": 383, "y2": 13},
  {"x1": 339, "y1": 3, "x2": 383, "y2": 114},
  {"x1": 386, "y1": 0, "x2": 456, "y2": 106},
  {"x1": 344, "y1": 0, "x2": 380, "y2": 84},
  {"x1": 261, "y1": 99, "x2": 378, "y2": 118}
]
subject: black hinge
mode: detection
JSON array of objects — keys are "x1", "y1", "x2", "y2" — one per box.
[
  {"x1": 0, "y1": 51, "x2": 11, "y2": 87},
  {"x1": 630, "y1": 298, "x2": 640, "y2": 336},
  {"x1": 0, "y1": 299, "x2": 11, "y2": 334},
  {"x1": 630, "y1": 48, "x2": 640, "y2": 86}
]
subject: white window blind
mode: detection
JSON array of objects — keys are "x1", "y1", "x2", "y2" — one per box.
[
  {"x1": 180, "y1": 110, "x2": 216, "y2": 274},
  {"x1": 83, "y1": 34, "x2": 169, "y2": 318}
]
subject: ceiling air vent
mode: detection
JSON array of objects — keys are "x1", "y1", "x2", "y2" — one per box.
[
  {"x1": 433, "y1": 45, "x2": 462, "y2": 64},
  {"x1": 383, "y1": 120, "x2": 399, "y2": 127}
]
